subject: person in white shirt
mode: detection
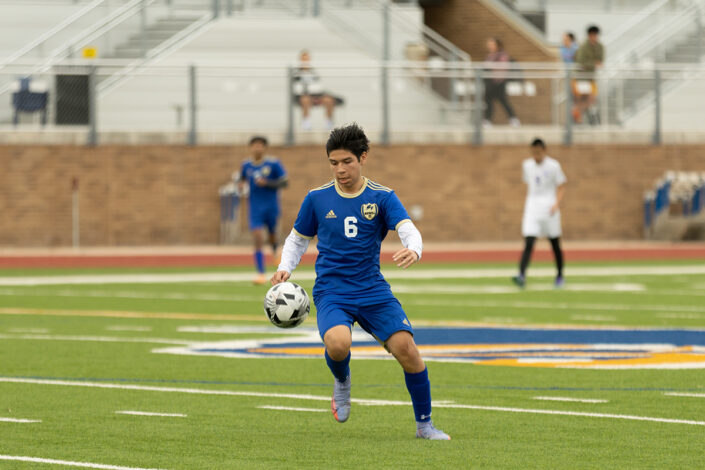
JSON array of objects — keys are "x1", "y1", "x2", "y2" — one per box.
[{"x1": 512, "y1": 138, "x2": 567, "y2": 288}]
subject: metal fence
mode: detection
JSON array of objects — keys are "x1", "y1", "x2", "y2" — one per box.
[{"x1": 3, "y1": 60, "x2": 705, "y2": 145}]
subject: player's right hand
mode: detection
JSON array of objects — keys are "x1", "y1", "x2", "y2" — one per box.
[{"x1": 270, "y1": 270, "x2": 291, "y2": 285}]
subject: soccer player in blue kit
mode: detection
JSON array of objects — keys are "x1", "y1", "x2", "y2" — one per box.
[
  {"x1": 238, "y1": 136, "x2": 288, "y2": 284},
  {"x1": 271, "y1": 124, "x2": 450, "y2": 440}
]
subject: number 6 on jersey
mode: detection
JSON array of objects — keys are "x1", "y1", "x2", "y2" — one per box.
[{"x1": 344, "y1": 216, "x2": 358, "y2": 238}]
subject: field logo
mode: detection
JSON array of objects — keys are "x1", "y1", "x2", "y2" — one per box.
[{"x1": 154, "y1": 326, "x2": 705, "y2": 370}]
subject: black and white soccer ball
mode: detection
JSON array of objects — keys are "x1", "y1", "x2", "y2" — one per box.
[{"x1": 263, "y1": 281, "x2": 310, "y2": 328}]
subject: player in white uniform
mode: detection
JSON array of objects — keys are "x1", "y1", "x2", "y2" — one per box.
[{"x1": 512, "y1": 138, "x2": 567, "y2": 288}]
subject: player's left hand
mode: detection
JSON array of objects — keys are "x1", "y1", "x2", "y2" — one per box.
[
  {"x1": 550, "y1": 203, "x2": 560, "y2": 215},
  {"x1": 393, "y1": 248, "x2": 419, "y2": 269},
  {"x1": 270, "y1": 270, "x2": 291, "y2": 285},
  {"x1": 254, "y1": 177, "x2": 267, "y2": 187}
]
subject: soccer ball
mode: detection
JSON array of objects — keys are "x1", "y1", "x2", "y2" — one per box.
[{"x1": 263, "y1": 281, "x2": 310, "y2": 328}]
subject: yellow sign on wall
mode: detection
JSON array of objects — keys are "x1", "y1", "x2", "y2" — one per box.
[{"x1": 82, "y1": 47, "x2": 97, "y2": 59}]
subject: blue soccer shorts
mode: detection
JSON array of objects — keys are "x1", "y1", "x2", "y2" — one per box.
[
  {"x1": 315, "y1": 295, "x2": 414, "y2": 344},
  {"x1": 248, "y1": 205, "x2": 279, "y2": 233}
]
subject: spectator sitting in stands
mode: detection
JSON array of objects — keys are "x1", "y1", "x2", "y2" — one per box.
[
  {"x1": 483, "y1": 37, "x2": 520, "y2": 128},
  {"x1": 560, "y1": 32, "x2": 578, "y2": 63},
  {"x1": 572, "y1": 25, "x2": 604, "y2": 125},
  {"x1": 293, "y1": 50, "x2": 343, "y2": 131}
]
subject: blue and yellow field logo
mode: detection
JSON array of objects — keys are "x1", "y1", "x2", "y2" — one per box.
[{"x1": 156, "y1": 326, "x2": 705, "y2": 369}]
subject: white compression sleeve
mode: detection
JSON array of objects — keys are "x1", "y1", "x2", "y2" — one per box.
[
  {"x1": 397, "y1": 221, "x2": 423, "y2": 260},
  {"x1": 277, "y1": 230, "x2": 310, "y2": 274}
]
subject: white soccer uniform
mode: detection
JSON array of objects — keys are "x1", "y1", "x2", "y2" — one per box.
[{"x1": 521, "y1": 156, "x2": 566, "y2": 238}]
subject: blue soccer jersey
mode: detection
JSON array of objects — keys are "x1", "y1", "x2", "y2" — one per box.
[
  {"x1": 293, "y1": 177, "x2": 411, "y2": 303},
  {"x1": 240, "y1": 157, "x2": 287, "y2": 231},
  {"x1": 240, "y1": 157, "x2": 287, "y2": 213}
]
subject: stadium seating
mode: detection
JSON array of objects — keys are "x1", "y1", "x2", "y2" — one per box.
[
  {"x1": 96, "y1": 7, "x2": 466, "y2": 134},
  {"x1": 0, "y1": 0, "x2": 89, "y2": 58},
  {"x1": 645, "y1": 171, "x2": 705, "y2": 239}
]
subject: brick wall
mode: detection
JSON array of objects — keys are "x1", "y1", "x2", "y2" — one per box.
[
  {"x1": 0, "y1": 144, "x2": 703, "y2": 246},
  {"x1": 423, "y1": 0, "x2": 558, "y2": 125}
]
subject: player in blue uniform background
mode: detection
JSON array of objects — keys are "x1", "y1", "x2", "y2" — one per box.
[
  {"x1": 271, "y1": 124, "x2": 450, "y2": 440},
  {"x1": 237, "y1": 136, "x2": 288, "y2": 284}
]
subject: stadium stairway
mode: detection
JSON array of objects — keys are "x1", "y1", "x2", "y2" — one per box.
[
  {"x1": 105, "y1": 16, "x2": 206, "y2": 60},
  {"x1": 0, "y1": 0, "x2": 90, "y2": 59},
  {"x1": 96, "y1": 8, "x2": 470, "y2": 135}
]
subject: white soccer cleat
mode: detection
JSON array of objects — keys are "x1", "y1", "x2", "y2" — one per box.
[
  {"x1": 331, "y1": 375, "x2": 351, "y2": 423},
  {"x1": 416, "y1": 422, "x2": 451, "y2": 440}
]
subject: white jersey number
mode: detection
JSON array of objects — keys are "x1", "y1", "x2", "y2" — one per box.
[{"x1": 344, "y1": 216, "x2": 358, "y2": 238}]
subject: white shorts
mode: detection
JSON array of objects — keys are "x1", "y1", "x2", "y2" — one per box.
[{"x1": 522, "y1": 210, "x2": 562, "y2": 238}]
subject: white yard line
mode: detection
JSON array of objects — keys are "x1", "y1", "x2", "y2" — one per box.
[
  {"x1": 0, "y1": 288, "x2": 259, "y2": 303},
  {"x1": 479, "y1": 317, "x2": 527, "y2": 324},
  {"x1": 115, "y1": 411, "x2": 186, "y2": 418},
  {"x1": 533, "y1": 396, "x2": 608, "y2": 404},
  {"x1": 0, "y1": 265, "x2": 704, "y2": 286},
  {"x1": 664, "y1": 392, "x2": 705, "y2": 398},
  {"x1": 257, "y1": 405, "x2": 327, "y2": 413},
  {"x1": 570, "y1": 315, "x2": 618, "y2": 322},
  {"x1": 656, "y1": 313, "x2": 703, "y2": 320},
  {"x1": 404, "y1": 298, "x2": 705, "y2": 314},
  {"x1": 1, "y1": 377, "x2": 702, "y2": 427},
  {"x1": 0, "y1": 334, "x2": 189, "y2": 345},
  {"x1": 0, "y1": 417, "x2": 41, "y2": 423},
  {"x1": 434, "y1": 403, "x2": 705, "y2": 426},
  {"x1": 0, "y1": 455, "x2": 168, "y2": 470},
  {"x1": 7, "y1": 328, "x2": 49, "y2": 333},
  {"x1": 392, "y1": 283, "x2": 645, "y2": 294},
  {"x1": 106, "y1": 326, "x2": 153, "y2": 332},
  {"x1": 177, "y1": 326, "x2": 305, "y2": 334}
]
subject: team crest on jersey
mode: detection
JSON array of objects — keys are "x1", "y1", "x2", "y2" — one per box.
[
  {"x1": 361, "y1": 203, "x2": 378, "y2": 220},
  {"x1": 261, "y1": 166, "x2": 271, "y2": 177}
]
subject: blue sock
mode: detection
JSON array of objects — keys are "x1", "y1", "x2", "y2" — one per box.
[
  {"x1": 405, "y1": 367, "x2": 432, "y2": 423},
  {"x1": 325, "y1": 350, "x2": 350, "y2": 383},
  {"x1": 254, "y1": 250, "x2": 265, "y2": 274}
]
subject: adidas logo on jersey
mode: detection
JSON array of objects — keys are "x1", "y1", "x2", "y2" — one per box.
[{"x1": 325, "y1": 210, "x2": 337, "y2": 219}]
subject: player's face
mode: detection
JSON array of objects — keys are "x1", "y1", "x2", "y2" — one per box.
[
  {"x1": 530, "y1": 145, "x2": 545, "y2": 162},
  {"x1": 486, "y1": 39, "x2": 497, "y2": 53},
  {"x1": 328, "y1": 149, "x2": 366, "y2": 191},
  {"x1": 250, "y1": 142, "x2": 266, "y2": 160}
]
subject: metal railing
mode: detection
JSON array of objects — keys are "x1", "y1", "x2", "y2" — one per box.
[
  {"x1": 0, "y1": 0, "x2": 109, "y2": 71},
  {"x1": 609, "y1": 0, "x2": 705, "y2": 65},
  {"x1": 4, "y1": 60, "x2": 705, "y2": 146}
]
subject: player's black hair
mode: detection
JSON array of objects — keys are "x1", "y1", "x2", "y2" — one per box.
[
  {"x1": 587, "y1": 25, "x2": 600, "y2": 35},
  {"x1": 491, "y1": 37, "x2": 504, "y2": 50},
  {"x1": 249, "y1": 135, "x2": 268, "y2": 146},
  {"x1": 531, "y1": 138, "x2": 546, "y2": 149},
  {"x1": 326, "y1": 123, "x2": 370, "y2": 160},
  {"x1": 566, "y1": 32, "x2": 575, "y2": 42}
]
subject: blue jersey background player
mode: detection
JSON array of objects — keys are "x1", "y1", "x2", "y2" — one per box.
[
  {"x1": 237, "y1": 136, "x2": 288, "y2": 284},
  {"x1": 271, "y1": 124, "x2": 450, "y2": 440}
]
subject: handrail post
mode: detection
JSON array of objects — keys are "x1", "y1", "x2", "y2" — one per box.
[
  {"x1": 472, "y1": 66, "x2": 483, "y2": 146},
  {"x1": 449, "y1": 54, "x2": 457, "y2": 106},
  {"x1": 88, "y1": 65, "x2": 98, "y2": 146},
  {"x1": 563, "y1": 67, "x2": 573, "y2": 146},
  {"x1": 697, "y1": 10, "x2": 703, "y2": 62},
  {"x1": 140, "y1": 0, "x2": 147, "y2": 58},
  {"x1": 652, "y1": 67, "x2": 661, "y2": 145},
  {"x1": 381, "y1": 1, "x2": 390, "y2": 144},
  {"x1": 189, "y1": 64, "x2": 197, "y2": 146},
  {"x1": 286, "y1": 66, "x2": 295, "y2": 146}
]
